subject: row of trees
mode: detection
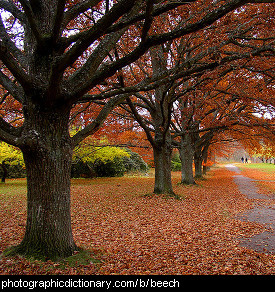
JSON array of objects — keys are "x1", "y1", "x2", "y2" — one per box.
[{"x1": 0, "y1": 0, "x2": 274, "y2": 260}]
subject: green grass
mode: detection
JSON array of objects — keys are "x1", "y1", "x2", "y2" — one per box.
[
  {"x1": 0, "y1": 179, "x2": 27, "y2": 197},
  {"x1": 238, "y1": 163, "x2": 275, "y2": 173},
  {"x1": 61, "y1": 248, "x2": 102, "y2": 267}
]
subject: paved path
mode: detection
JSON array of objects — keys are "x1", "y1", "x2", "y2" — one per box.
[{"x1": 225, "y1": 164, "x2": 275, "y2": 254}]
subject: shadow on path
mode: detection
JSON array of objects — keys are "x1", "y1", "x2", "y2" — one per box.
[{"x1": 225, "y1": 164, "x2": 275, "y2": 254}]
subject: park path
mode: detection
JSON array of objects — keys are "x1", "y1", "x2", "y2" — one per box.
[{"x1": 225, "y1": 164, "x2": 275, "y2": 254}]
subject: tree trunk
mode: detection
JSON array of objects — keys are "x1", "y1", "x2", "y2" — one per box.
[
  {"x1": 202, "y1": 142, "x2": 210, "y2": 175},
  {"x1": 194, "y1": 155, "x2": 203, "y2": 178},
  {"x1": 153, "y1": 144, "x2": 174, "y2": 196},
  {"x1": 9, "y1": 109, "x2": 77, "y2": 260},
  {"x1": 1, "y1": 162, "x2": 8, "y2": 183},
  {"x1": 202, "y1": 165, "x2": 207, "y2": 175},
  {"x1": 178, "y1": 134, "x2": 195, "y2": 185}
]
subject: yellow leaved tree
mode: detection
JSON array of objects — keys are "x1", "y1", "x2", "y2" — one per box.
[{"x1": 0, "y1": 141, "x2": 24, "y2": 183}]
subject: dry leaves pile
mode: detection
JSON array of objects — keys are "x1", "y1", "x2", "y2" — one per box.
[{"x1": 0, "y1": 167, "x2": 275, "y2": 275}]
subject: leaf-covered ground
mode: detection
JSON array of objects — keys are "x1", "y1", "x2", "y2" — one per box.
[
  {"x1": 0, "y1": 165, "x2": 275, "y2": 275},
  {"x1": 237, "y1": 163, "x2": 275, "y2": 195}
]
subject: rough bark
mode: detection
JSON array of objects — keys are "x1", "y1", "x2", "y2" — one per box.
[
  {"x1": 153, "y1": 142, "x2": 174, "y2": 195},
  {"x1": 9, "y1": 107, "x2": 77, "y2": 260},
  {"x1": 179, "y1": 133, "x2": 195, "y2": 185},
  {"x1": 194, "y1": 154, "x2": 203, "y2": 178}
]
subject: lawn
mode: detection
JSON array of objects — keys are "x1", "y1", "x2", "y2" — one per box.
[
  {"x1": 0, "y1": 167, "x2": 275, "y2": 275},
  {"x1": 238, "y1": 163, "x2": 275, "y2": 172}
]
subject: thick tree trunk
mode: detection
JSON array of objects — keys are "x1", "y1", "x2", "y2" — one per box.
[
  {"x1": 9, "y1": 109, "x2": 77, "y2": 260},
  {"x1": 153, "y1": 144, "x2": 174, "y2": 196},
  {"x1": 178, "y1": 134, "x2": 195, "y2": 185}
]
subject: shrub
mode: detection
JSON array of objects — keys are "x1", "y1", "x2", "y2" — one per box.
[
  {"x1": 93, "y1": 157, "x2": 126, "y2": 177},
  {"x1": 72, "y1": 146, "x2": 148, "y2": 178},
  {"x1": 122, "y1": 149, "x2": 149, "y2": 174},
  {"x1": 171, "y1": 160, "x2": 181, "y2": 171},
  {"x1": 171, "y1": 151, "x2": 181, "y2": 171}
]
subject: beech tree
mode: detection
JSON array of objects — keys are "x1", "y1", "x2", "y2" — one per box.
[
  {"x1": 125, "y1": 1, "x2": 275, "y2": 189},
  {"x1": 172, "y1": 78, "x2": 274, "y2": 182},
  {"x1": 0, "y1": 0, "x2": 274, "y2": 260}
]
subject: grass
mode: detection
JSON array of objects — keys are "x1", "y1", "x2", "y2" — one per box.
[
  {"x1": 237, "y1": 163, "x2": 275, "y2": 173},
  {"x1": 60, "y1": 248, "x2": 102, "y2": 268},
  {"x1": 0, "y1": 179, "x2": 27, "y2": 196}
]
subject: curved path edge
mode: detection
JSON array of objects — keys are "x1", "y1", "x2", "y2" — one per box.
[{"x1": 225, "y1": 164, "x2": 275, "y2": 254}]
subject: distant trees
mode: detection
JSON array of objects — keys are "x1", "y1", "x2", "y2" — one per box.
[{"x1": 251, "y1": 142, "x2": 275, "y2": 163}]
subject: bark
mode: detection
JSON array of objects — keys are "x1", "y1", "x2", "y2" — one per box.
[
  {"x1": 202, "y1": 142, "x2": 211, "y2": 175},
  {"x1": 194, "y1": 155, "x2": 203, "y2": 178},
  {"x1": 203, "y1": 165, "x2": 208, "y2": 175},
  {"x1": 202, "y1": 148, "x2": 210, "y2": 175},
  {"x1": 1, "y1": 162, "x2": 8, "y2": 183},
  {"x1": 153, "y1": 143, "x2": 174, "y2": 195},
  {"x1": 193, "y1": 124, "x2": 203, "y2": 178},
  {"x1": 179, "y1": 134, "x2": 195, "y2": 185},
  {"x1": 10, "y1": 107, "x2": 77, "y2": 260}
]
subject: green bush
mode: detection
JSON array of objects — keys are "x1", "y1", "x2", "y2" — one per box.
[
  {"x1": 171, "y1": 151, "x2": 181, "y2": 171},
  {"x1": 171, "y1": 160, "x2": 181, "y2": 171},
  {"x1": 122, "y1": 149, "x2": 149, "y2": 174},
  {"x1": 71, "y1": 148, "x2": 148, "y2": 178},
  {"x1": 71, "y1": 161, "x2": 95, "y2": 178},
  {"x1": 93, "y1": 157, "x2": 126, "y2": 177}
]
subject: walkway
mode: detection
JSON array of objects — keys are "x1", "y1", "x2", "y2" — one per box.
[{"x1": 225, "y1": 164, "x2": 275, "y2": 254}]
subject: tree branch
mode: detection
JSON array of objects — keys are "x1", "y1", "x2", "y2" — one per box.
[
  {"x1": 0, "y1": 42, "x2": 32, "y2": 93},
  {"x1": 0, "y1": 116, "x2": 22, "y2": 147},
  {"x1": 126, "y1": 97, "x2": 156, "y2": 147},
  {"x1": 62, "y1": 0, "x2": 102, "y2": 28},
  {"x1": 0, "y1": 0, "x2": 26, "y2": 23},
  {"x1": 105, "y1": 1, "x2": 197, "y2": 35},
  {"x1": 0, "y1": 70, "x2": 24, "y2": 103},
  {"x1": 52, "y1": 0, "x2": 66, "y2": 41},
  {"x1": 17, "y1": 0, "x2": 42, "y2": 42},
  {"x1": 0, "y1": 16, "x2": 27, "y2": 69},
  {"x1": 57, "y1": 0, "x2": 137, "y2": 73},
  {"x1": 69, "y1": 0, "x2": 260, "y2": 102},
  {"x1": 71, "y1": 93, "x2": 129, "y2": 147}
]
